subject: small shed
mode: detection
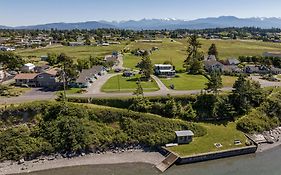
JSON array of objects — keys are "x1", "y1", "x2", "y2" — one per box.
[{"x1": 175, "y1": 130, "x2": 194, "y2": 144}]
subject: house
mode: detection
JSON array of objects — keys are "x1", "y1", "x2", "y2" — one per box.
[
  {"x1": 68, "y1": 42, "x2": 84, "y2": 47},
  {"x1": 226, "y1": 58, "x2": 240, "y2": 65},
  {"x1": 245, "y1": 65, "x2": 270, "y2": 74},
  {"x1": 263, "y1": 52, "x2": 281, "y2": 58},
  {"x1": 223, "y1": 65, "x2": 243, "y2": 73},
  {"x1": 0, "y1": 46, "x2": 15, "y2": 51},
  {"x1": 34, "y1": 65, "x2": 50, "y2": 73},
  {"x1": 154, "y1": 64, "x2": 176, "y2": 77},
  {"x1": 270, "y1": 66, "x2": 281, "y2": 75},
  {"x1": 15, "y1": 69, "x2": 59, "y2": 88},
  {"x1": 21, "y1": 63, "x2": 35, "y2": 72},
  {"x1": 76, "y1": 66, "x2": 107, "y2": 88},
  {"x1": 203, "y1": 60, "x2": 224, "y2": 72},
  {"x1": 104, "y1": 55, "x2": 118, "y2": 65},
  {"x1": 14, "y1": 73, "x2": 38, "y2": 87},
  {"x1": 175, "y1": 130, "x2": 194, "y2": 144}
]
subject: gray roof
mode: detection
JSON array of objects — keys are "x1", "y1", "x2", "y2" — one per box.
[
  {"x1": 76, "y1": 66, "x2": 105, "y2": 83},
  {"x1": 227, "y1": 58, "x2": 240, "y2": 65},
  {"x1": 175, "y1": 130, "x2": 194, "y2": 137}
]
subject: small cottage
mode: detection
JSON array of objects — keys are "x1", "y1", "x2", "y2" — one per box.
[{"x1": 175, "y1": 130, "x2": 194, "y2": 144}]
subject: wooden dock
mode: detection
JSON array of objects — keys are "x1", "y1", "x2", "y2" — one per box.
[{"x1": 155, "y1": 152, "x2": 179, "y2": 172}]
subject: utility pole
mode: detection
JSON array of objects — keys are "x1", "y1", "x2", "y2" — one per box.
[{"x1": 117, "y1": 74, "x2": 120, "y2": 91}]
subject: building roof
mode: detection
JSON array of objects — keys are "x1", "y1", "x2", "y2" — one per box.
[
  {"x1": 154, "y1": 64, "x2": 173, "y2": 67},
  {"x1": 24, "y1": 63, "x2": 35, "y2": 67},
  {"x1": 227, "y1": 58, "x2": 240, "y2": 65},
  {"x1": 175, "y1": 130, "x2": 194, "y2": 137},
  {"x1": 14, "y1": 73, "x2": 37, "y2": 80},
  {"x1": 203, "y1": 60, "x2": 224, "y2": 68},
  {"x1": 76, "y1": 66, "x2": 104, "y2": 83}
]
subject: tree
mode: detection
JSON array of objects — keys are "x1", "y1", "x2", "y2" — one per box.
[
  {"x1": 85, "y1": 38, "x2": 91, "y2": 45},
  {"x1": 57, "y1": 53, "x2": 78, "y2": 85},
  {"x1": 77, "y1": 58, "x2": 91, "y2": 71},
  {"x1": 230, "y1": 75, "x2": 265, "y2": 115},
  {"x1": 46, "y1": 53, "x2": 57, "y2": 66},
  {"x1": 208, "y1": 43, "x2": 218, "y2": 58},
  {"x1": 0, "y1": 51, "x2": 24, "y2": 71},
  {"x1": 138, "y1": 55, "x2": 153, "y2": 80},
  {"x1": 133, "y1": 81, "x2": 144, "y2": 97},
  {"x1": 183, "y1": 35, "x2": 204, "y2": 74},
  {"x1": 205, "y1": 71, "x2": 223, "y2": 94}
]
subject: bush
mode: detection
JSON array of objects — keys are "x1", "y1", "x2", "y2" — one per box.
[{"x1": 0, "y1": 101, "x2": 206, "y2": 160}]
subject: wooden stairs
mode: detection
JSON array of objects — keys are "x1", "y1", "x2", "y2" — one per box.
[{"x1": 156, "y1": 152, "x2": 179, "y2": 172}]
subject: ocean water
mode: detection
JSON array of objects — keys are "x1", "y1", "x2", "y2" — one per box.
[{"x1": 18, "y1": 147, "x2": 281, "y2": 175}]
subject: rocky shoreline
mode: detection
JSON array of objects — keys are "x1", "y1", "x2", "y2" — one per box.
[{"x1": 0, "y1": 149, "x2": 165, "y2": 175}]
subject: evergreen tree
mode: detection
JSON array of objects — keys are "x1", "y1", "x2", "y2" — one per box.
[
  {"x1": 133, "y1": 81, "x2": 144, "y2": 97},
  {"x1": 205, "y1": 71, "x2": 223, "y2": 94},
  {"x1": 138, "y1": 55, "x2": 153, "y2": 80},
  {"x1": 208, "y1": 43, "x2": 218, "y2": 58},
  {"x1": 183, "y1": 35, "x2": 204, "y2": 74}
]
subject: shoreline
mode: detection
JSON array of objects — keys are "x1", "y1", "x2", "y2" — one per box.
[
  {"x1": 0, "y1": 150, "x2": 165, "y2": 175},
  {"x1": 1, "y1": 139, "x2": 281, "y2": 175}
]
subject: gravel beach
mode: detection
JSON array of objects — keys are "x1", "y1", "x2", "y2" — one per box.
[{"x1": 0, "y1": 150, "x2": 165, "y2": 175}]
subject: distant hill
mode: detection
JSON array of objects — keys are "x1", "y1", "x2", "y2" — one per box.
[
  {"x1": 2, "y1": 16, "x2": 281, "y2": 30},
  {"x1": 14, "y1": 21, "x2": 116, "y2": 30}
]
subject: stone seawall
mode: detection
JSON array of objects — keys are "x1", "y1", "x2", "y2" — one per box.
[{"x1": 176, "y1": 145, "x2": 257, "y2": 164}]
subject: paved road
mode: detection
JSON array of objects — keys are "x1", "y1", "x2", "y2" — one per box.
[{"x1": 1, "y1": 75, "x2": 281, "y2": 104}]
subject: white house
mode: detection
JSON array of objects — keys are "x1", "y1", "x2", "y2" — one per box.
[
  {"x1": 21, "y1": 63, "x2": 36, "y2": 73},
  {"x1": 154, "y1": 64, "x2": 176, "y2": 77}
]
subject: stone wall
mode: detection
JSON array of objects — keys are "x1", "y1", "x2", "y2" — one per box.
[{"x1": 176, "y1": 145, "x2": 257, "y2": 164}]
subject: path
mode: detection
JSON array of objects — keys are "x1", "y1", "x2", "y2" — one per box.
[{"x1": 85, "y1": 73, "x2": 120, "y2": 94}]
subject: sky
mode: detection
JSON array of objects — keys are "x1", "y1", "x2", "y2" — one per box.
[{"x1": 1, "y1": 0, "x2": 281, "y2": 26}]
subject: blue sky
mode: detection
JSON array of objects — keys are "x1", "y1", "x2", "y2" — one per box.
[{"x1": 1, "y1": 0, "x2": 281, "y2": 26}]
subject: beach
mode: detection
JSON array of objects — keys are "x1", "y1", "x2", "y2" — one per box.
[{"x1": 0, "y1": 150, "x2": 165, "y2": 175}]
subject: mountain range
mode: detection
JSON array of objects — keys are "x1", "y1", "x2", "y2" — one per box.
[{"x1": 2, "y1": 16, "x2": 281, "y2": 30}]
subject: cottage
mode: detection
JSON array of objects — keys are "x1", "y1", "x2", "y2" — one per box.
[
  {"x1": 21, "y1": 63, "x2": 35, "y2": 73},
  {"x1": 175, "y1": 130, "x2": 194, "y2": 144},
  {"x1": 14, "y1": 73, "x2": 38, "y2": 87},
  {"x1": 76, "y1": 66, "x2": 107, "y2": 88},
  {"x1": 154, "y1": 64, "x2": 176, "y2": 77}
]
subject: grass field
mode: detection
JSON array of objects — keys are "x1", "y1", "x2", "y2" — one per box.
[
  {"x1": 160, "y1": 74, "x2": 237, "y2": 90},
  {"x1": 124, "y1": 38, "x2": 281, "y2": 70},
  {"x1": 169, "y1": 122, "x2": 247, "y2": 157},
  {"x1": 102, "y1": 74, "x2": 159, "y2": 92},
  {"x1": 16, "y1": 43, "x2": 127, "y2": 61}
]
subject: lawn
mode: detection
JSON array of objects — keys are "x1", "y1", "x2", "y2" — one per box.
[
  {"x1": 57, "y1": 88, "x2": 84, "y2": 95},
  {"x1": 160, "y1": 74, "x2": 237, "y2": 90},
  {"x1": 102, "y1": 74, "x2": 159, "y2": 92},
  {"x1": 160, "y1": 74, "x2": 208, "y2": 90},
  {"x1": 168, "y1": 122, "x2": 248, "y2": 157}
]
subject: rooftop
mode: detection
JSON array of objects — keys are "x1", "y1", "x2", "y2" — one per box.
[{"x1": 175, "y1": 130, "x2": 194, "y2": 137}]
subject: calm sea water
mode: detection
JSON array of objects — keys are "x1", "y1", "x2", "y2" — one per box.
[{"x1": 19, "y1": 147, "x2": 281, "y2": 175}]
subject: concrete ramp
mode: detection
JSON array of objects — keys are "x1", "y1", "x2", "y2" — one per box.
[{"x1": 156, "y1": 152, "x2": 179, "y2": 172}]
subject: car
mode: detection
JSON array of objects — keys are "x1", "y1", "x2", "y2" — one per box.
[{"x1": 114, "y1": 68, "x2": 122, "y2": 72}]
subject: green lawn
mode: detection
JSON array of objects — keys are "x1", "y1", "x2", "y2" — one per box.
[
  {"x1": 57, "y1": 88, "x2": 84, "y2": 95},
  {"x1": 169, "y1": 122, "x2": 248, "y2": 157},
  {"x1": 160, "y1": 74, "x2": 236, "y2": 90},
  {"x1": 222, "y1": 76, "x2": 237, "y2": 87},
  {"x1": 160, "y1": 74, "x2": 208, "y2": 90},
  {"x1": 102, "y1": 74, "x2": 159, "y2": 92}
]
